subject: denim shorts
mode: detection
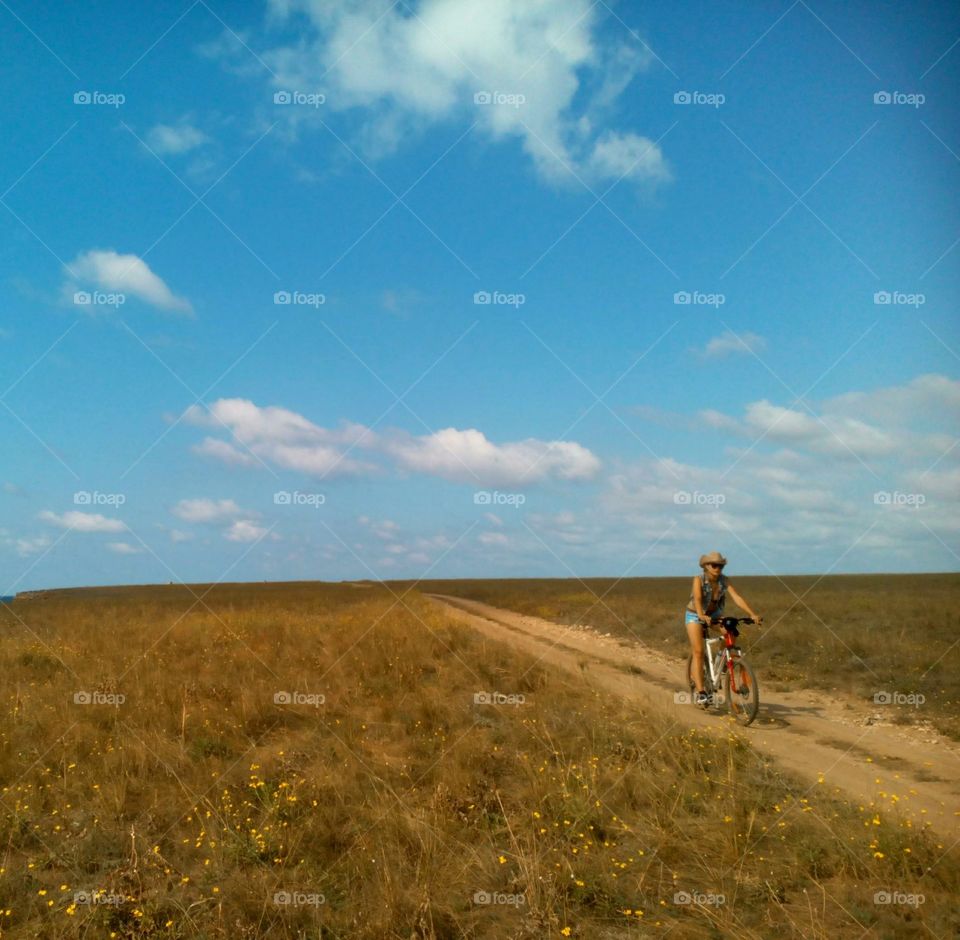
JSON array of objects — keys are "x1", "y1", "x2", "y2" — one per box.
[{"x1": 684, "y1": 609, "x2": 721, "y2": 625}]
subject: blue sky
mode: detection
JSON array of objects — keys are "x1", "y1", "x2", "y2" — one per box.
[{"x1": 1, "y1": 0, "x2": 958, "y2": 590}]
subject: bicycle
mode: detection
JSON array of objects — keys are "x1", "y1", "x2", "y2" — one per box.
[{"x1": 685, "y1": 617, "x2": 759, "y2": 726}]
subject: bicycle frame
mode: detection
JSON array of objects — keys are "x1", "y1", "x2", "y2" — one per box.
[{"x1": 701, "y1": 623, "x2": 744, "y2": 696}]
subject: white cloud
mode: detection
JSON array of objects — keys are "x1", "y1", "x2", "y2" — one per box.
[
  {"x1": 185, "y1": 399, "x2": 375, "y2": 477},
  {"x1": 478, "y1": 531, "x2": 509, "y2": 546},
  {"x1": 700, "y1": 330, "x2": 767, "y2": 359},
  {"x1": 586, "y1": 131, "x2": 671, "y2": 183},
  {"x1": 225, "y1": 520, "x2": 269, "y2": 543},
  {"x1": 146, "y1": 122, "x2": 209, "y2": 155},
  {"x1": 187, "y1": 398, "x2": 600, "y2": 486},
  {"x1": 38, "y1": 510, "x2": 125, "y2": 533},
  {"x1": 381, "y1": 427, "x2": 601, "y2": 485},
  {"x1": 255, "y1": 0, "x2": 668, "y2": 186},
  {"x1": 172, "y1": 498, "x2": 248, "y2": 524},
  {"x1": 66, "y1": 249, "x2": 192, "y2": 313},
  {"x1": 15, "y1": 536, "x2": 51, "y2": 556},
  {"x1": 824, "y1": 374, "x2": 960, "y2": 427},
  {"x1": 107, "y1": 542, "x2": 142, "y2": 555},
  {"x1": 192, "y1": 437, "x2": 258, "y2": 467}
]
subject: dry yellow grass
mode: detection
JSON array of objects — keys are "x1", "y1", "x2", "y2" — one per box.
[{"x1": 0, "y1": 582, "x2": 955, "y2": 938}]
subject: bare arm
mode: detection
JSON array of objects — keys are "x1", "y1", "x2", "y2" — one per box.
[
  {"x1": 726, "y1": 582, "x2": 762, "y2": 622},
  {"x1": 691, "y1": 575, "x2": 706, "y2": 621}
]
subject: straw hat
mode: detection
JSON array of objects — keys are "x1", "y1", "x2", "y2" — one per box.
[{"x1": 699, "y1": 551, "x2": 728, "y2": 568}]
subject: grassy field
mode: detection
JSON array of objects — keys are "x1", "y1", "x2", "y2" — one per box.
[
  {"x1": 400, "y1": 575, "x2": 960, "y2": 741},
  {"x1": 0, "y1": 581, "x2": 956, "y2": 938}
]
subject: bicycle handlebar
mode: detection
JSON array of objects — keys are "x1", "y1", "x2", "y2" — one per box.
[{"x1": 703, "y1": 616, "x2": 756, "y2": 626}]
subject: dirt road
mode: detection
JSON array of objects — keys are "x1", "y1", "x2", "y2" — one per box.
[{"x1": 429, "y1": 593, "x2": 960, "y2": 845}]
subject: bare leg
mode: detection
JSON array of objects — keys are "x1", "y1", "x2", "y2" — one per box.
[{"x1": 686, "y1": 620, "x2": 705, "y2": 693}]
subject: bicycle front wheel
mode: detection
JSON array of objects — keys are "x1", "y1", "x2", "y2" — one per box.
[{"x1": 723, "y1": 658, "x2": 759, "y2": 725}]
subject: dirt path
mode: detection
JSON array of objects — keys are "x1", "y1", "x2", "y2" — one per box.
[{"x1": 428, "y1": 594, "x2": 960, "y2": 845}]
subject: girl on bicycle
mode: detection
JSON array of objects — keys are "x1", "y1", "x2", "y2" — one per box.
[{"x1": 686, "y1": 552, "x2": 762, "y2": 707}]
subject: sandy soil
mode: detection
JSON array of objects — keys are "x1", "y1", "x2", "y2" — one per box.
[{"x1": 428, "y1": 593, "x2": 960, "y2": 846}]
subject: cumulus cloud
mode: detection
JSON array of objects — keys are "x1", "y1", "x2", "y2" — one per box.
[
  {"x1": 146, "y1": 121, "x2": 209, "y2": 155},
  {"x1": 700, "y1": 330, "x2": 767, "y2": 359},
  {"x1": 251, "y1": 0, "x2": 669, "y2": 186},
  {"x1": 185, "y1": 399, "x2": 375, "y2": 477},
  {"x1": 107, "y1": 542, "x2": 143, "y2": 554},
  {"x1": 382, "y1": 427, "x2": 600, "y2": 485},
  {"x1": 225, "y1": 520, "x2": 270, "y2": 543},
  {"x1": 186, "y1": 398, "x2": 600, "y2": 486},
  {"x1": 15, "y1": 536, "x2": 51, "y2": 556},
  {"x1": 192, "y1": 437, "x2": 258, "y2": 467},
  {"x1": 38, "y1": 510, "x2": 125, "y2": 533},
  {"x1": 172, "y1": 498, "x2": 249, "y2": 524},
  {"x1": 66, "y1": 249, "x2": 192, "y2": 313}
]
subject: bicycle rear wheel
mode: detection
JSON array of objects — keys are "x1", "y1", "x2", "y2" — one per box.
[{"x1": 723, "y1": 658, "x2": 759, "y2": 725}]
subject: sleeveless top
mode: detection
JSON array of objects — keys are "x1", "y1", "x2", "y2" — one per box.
[{"x1": 686, "y1": 573, "x2": 727, "y2": 615}]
